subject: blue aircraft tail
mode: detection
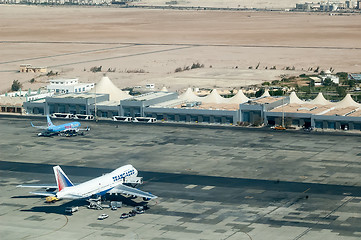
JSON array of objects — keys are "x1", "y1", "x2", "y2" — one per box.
[{"x1": 47, "y1": 115, "x2": 54, "y2": 128}]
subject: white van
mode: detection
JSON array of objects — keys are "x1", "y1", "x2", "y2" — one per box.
[
  {"x1": 65, "y1": 206, "x2": 78, "y2": 214},
  {"x1": 74, "y1": 114, "x2": 94, "y2": 120},
  {"x1": 112, "y1": 116, "x2": 133, "y2": 122},
  {"x1": 51, "y1": 113, "x2": 75, "y2": 119},
  {"x1": 133, "y1": 117, "x2": 157, "y2": 123}
]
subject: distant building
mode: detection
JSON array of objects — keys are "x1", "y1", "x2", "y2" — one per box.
[
  {"x1": 0, "y1": 96, "x2": 26, "y2": 114},
  {"x1": 345, "y1": 0, "x2": 353, "y2": 8},
  {"x1": 309, "y1": 76, "x2": 322, "y2": 86},
  {"x1": 47, "y1": 78, "x2": 95, "y2": 94},
  {"x1": 1, "y1": 89, "x2": 54, "y2": 101},
  {"x1": 295, "y1": 2, "x2": 312, "y2": 11},
  {"x1": 0, "y1": 0, "x2": 114, "y2": 4},
  {"x1": 320, "y1": 71, "x2": 339, "y2": 85},
  {"x1": 294, "y1": 1, "x2": 350, "y2": 11},
  {"x1": 146, "y1": 84, "x2": 155, "y2": 89},
  {"x1": 20, "y1": 64, "x2": 47, "y2": 73}
]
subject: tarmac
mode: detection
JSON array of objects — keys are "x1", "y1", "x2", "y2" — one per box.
[{"x1": 1, "y1": 116, "x2": 361, "y2": 240}]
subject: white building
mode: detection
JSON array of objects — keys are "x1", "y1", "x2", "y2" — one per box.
[
  {"x1": 1, "y1": 89, "x2": 54, "y2": 102},
  {"x1": 146, "y1": 83, "x2": 155, "y2": 89},
  {"x1": 309, "y1": 76, "x2": 322, "y2": 86},
  {"x1": 47, "y1": 78, "x2": 95, "y2": 94},
  {"x1": 320, "y1": 71, "x2": 339, "y2": 85}
]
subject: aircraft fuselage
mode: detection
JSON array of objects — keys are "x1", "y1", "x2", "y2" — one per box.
[
  {"x1": 48, "y1": 122, "x2": 81, "y2": 133},
  {"x1": 56, "y1": 165, "x2": 137, "y2": 199}
]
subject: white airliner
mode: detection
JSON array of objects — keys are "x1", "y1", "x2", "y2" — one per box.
[{"x1": 17, "y1": 165, "x2": 157, "y2": 201}]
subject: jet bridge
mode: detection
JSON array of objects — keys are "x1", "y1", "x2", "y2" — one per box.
[{"x1": 124, "y1": 176, "x2": 143, "y2": 185}]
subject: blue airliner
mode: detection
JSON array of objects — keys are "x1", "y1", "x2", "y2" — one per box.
[{"x1": 31, "y1": 115, "x2": 89, "y2": 137}]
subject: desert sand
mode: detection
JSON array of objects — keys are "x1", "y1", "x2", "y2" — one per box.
[{"x1": 0, "y1": 5, "x2": 360, "y2": 93}]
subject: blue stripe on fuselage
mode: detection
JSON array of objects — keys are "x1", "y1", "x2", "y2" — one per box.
[{"x1": 97, "y1": 187, "x2": 114, "y2": 196}]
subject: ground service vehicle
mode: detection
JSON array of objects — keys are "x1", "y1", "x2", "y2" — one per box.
[
  {"x1": 65, "y1": 206, "x2": 79, "y2": 214},
  {"x1": 98, "y1": 214, "x2": 109, "y2": 220},
  {"x1": 51, "y1": 113, "x2": 75, "y2": 119},
  {"x1": 135, "y1": 207, "x2": 144, "y2": 214},
  {"x1": 112, "y1": 116, "x2": 132, "y2": 122},
  {"x1": 74, "y1": 114, "x2": 94, "y2": 120},
  {"x1": 133, "y1": 117, "x2": 156, "y2": 123},
  {"x1": 112, "y1": 116, "x2": 156, "y2": 123},
  {"x1": 45, "y1": 196, "x2": 59, "y2": 203},
  {"x1": 274, "y1": 125, "x2": 286, "y2": 130}
]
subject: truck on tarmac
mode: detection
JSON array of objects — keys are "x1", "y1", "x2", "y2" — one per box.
[{"x1": 65, "y1": 206, "x2": 79, "y2": 214}]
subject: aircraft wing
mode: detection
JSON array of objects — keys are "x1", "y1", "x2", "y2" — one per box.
[
  {"x1": 31, "y1": 191, "x2": 83, "y2": 199},
  {"x1": 61, "y1": 127, "x2": 89, "y2": 132},
  {"x1": 108, "y1": 184, "x2": 157, "y2": 199},
  {"x1": 30, "y1": 191, "x2": 57, "y2": 197},
  {"x1": 17, "y1": 184, "x2": 57, "y2": 188},
  {"x1": 31, "y1": 122, "x2": 48, "y2": 130},
  {"x1": 60, "y1": 128, "x2": 81, "y2": 133}
]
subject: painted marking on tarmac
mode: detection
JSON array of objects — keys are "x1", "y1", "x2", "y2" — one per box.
[
  {"x1": 185, "y1": 184, "x2": 197, "y2": 189},
  {"x1": 303, "y1": 188, "x2": 311, "y2": 193},
  {"x1": 202, "y1": 186, "x2": 215, "y2": 190}
]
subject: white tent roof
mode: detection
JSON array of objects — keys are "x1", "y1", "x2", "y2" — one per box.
[
  {"x1": 160, "y1": 86, "x2": 168, "y2": 92},
  {"x1": 89, "y1": 76, "x2": 131, "y2": 101},
  {"x1": 309, "y1": 92, "x2": 332, "y2": 105},
  {"x1": 261, "y1": 89, "x2": 270, "y2": 97},
  {"x1": 202, "y1": 89, "x2": 228, "y2": 104},
  {"x1": 227, "y1": 90, "x2": 250, "y2": 104},
  {"x1": 335, "y1": 94, "x2": 361, "y2": 108},
  {"x1": 179, "y1": 88, "x2": 202, "y2": 102},
  {"x1": 289, "y1": 91, "x2": 305, "y2": 104}
]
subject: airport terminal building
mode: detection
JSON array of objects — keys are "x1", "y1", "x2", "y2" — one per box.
[
  {"x1": 23, "y1": 91, "x2": 239, "y2": 124},
  {"x1": 239, "y1": 92, "x2": 361, "y2": 130},
  {"x1": 23, "y1": 77, "x2": 241, "y2": 124},
  {"x1": 22, "y1": 76, "x2": 361, "y2": 130}
]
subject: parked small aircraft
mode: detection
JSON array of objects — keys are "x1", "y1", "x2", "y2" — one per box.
[{"x1": 31, "y1": 115, "x2": 89, "y2": 137}]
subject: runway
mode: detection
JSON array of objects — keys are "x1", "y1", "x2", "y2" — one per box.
[{"x1": 1, "y1": 116, "x2": 361, "y2": 239}]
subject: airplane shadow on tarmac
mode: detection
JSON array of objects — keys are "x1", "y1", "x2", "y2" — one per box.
[
  {"x1": 12, "y1": 195, "x2": 44, "y2": 199},
  {"x1": 16, "y1": 195, "x2": 149, "y2": 215},
  {"x1": 19, "y1": 199, "x2": 86, "y2": 215}
]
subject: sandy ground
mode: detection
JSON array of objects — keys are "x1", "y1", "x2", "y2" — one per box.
[{"x1": 0, "y1": 6, "x2": 361, "y2": 93}]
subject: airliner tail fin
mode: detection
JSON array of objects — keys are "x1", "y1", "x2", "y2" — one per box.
[
  {"x1": 47, "y1": 115, "x2": 54, "y2": 128},
  {"x1": 53, "y1": 166, "x2": 74, "y2": 192}
]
